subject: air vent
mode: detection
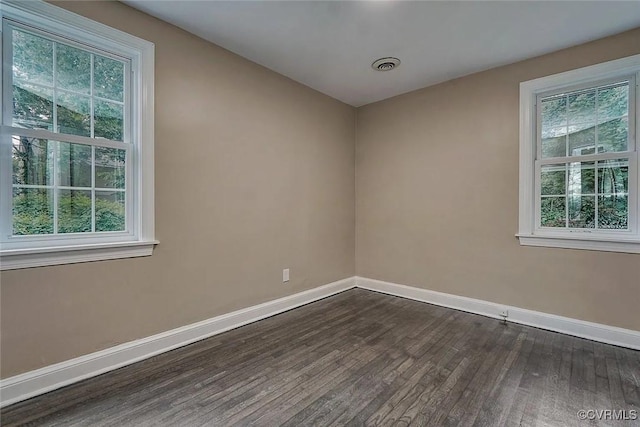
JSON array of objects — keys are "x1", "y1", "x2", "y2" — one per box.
[{"x1": 372, "y1": 57, "x2": 400, "y2": 72}]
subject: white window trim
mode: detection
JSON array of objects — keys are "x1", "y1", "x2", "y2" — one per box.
[
  {"x1": 518, "y1": 54, "x2": 640, "y2": 254},
  {"x1": 0, "y1": 0, "x2": 156, "y2": 270}
]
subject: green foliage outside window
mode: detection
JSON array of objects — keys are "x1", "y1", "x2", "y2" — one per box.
[
  {"x1": 539, "y1": 81, "x2": 630, "y2": 230},
  {"x1": 10, "y1": 28, "x2": 127, "y2": 236},
  {"x1": 13, "y1": 189, "x2": 125, "y2": 235}
]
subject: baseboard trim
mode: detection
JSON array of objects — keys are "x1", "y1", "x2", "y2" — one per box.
[
  {"x1": 0, "y1": 276, "x2": 356, "y2": 408},
  {"x1": 356, "y1": 276, "x2": 640, "y2": 351},
  {"x1": 4, "y1": 275, "x2": 639, "y2": 408}
]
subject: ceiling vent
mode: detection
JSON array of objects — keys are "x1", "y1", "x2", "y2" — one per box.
[{"x1": 372, "y1": 57, "x2": 401, "y2": 72}]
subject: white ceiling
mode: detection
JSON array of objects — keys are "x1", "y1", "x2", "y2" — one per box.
[{"x1": 124, "y1": 1, "x2": 640, "y2": 107}]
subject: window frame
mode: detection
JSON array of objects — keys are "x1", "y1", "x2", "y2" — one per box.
[
  {"x1": 518, "y1": 54, "x2": 640, "y2": 253},
  {"x1": 0, "y1": 0, "x2": 156, "y2": 270}
]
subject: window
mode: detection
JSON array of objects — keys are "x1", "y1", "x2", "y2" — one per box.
[
  {"x1": 518, "y1": 55, "x2": 640, "y2": 253},
  {"x1": 0, "y1": 0, "x2": 155, "y2": 269}
]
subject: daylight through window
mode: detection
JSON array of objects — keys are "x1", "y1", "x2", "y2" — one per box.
[
  {"x1": 538, "y1": 80, "x2": 630, "y2": 230},
  {"x1": 9, "y1": 26, "x2": 130, "y2": 236}
]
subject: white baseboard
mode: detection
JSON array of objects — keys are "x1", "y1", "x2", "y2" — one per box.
[
  {"x1": 356, "y1": 276, "x2": 640, "y2": 351},
  {"x1": 0, "y1": 276, "x2": 356, "y2": 408},
  {"x1": 3, "y1": 275, "x2": 639, "y2": 408}
]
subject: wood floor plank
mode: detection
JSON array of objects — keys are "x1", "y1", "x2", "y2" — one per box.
[
  {"x1": 472, "y1": 328, "x2": 538, "y2": 427},
  {"x1": 2, "y1": 288, "x2": 639, "y2": 427},
  {"x1": 533, "y1": 331, "x2": 565, "y2": 426},
  {"x1": 366, "y1": 314, "x2": 486, "y2": 426},
  {"x1": 405, "y1": 320, "x2": 503, "y2": 426},
  {"x1": 441, "y1": 325, "x2": 520, "y2": 426}
]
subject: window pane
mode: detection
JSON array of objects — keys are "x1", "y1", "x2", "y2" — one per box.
[
  {"x1": 568, "y1": 127, "x2": 595, "y2": 156},
  {"x1": 96, "y1": 191, "x2": 125, "y2": 232},
  {"x1": 598, "y1": 159, "x2": 628, "y2": 195},
  {"x1": 597, "y1": 83, "x2": 629, "y2": 153},
  {"x1": 12, "y1": 136, "x2": 53, "y2": 186},
  {"x1": 57, "y1": 92, "x2": 91, "y2": 137},
  {"x1": 58, "y1": 189, "x2": 92, "y2": 233},
  {"x1": 56, "y1": 44, "x2": 91, "y2": 94},
  {"x1": 541, "y1": 135, "x2": 566, "y2": 158},
  {"x1": 540, "y1": 96, "x2": 567, "y2": 159},
  {"x1": 567, "y1": 90, "x2": 597, "y2": 157},
  {"x1": 13, "y1": 83, "x2": 53, "y2": 130},
  {"x1": 540, "y1": 165, "x2": 565, "y2": 195},
  {"x1": 541, "y1": 197, "x2": 565, "y2": 228},
  {"x1": 597, "y1": 117, "x2": 628, "y2": 153},
  {"x1": 598, "y1": 83, "x2": 629, "y2": 122},
  {"x1": 12, "y1": 29, "x2": 53, "y2": 86},
  {"x1": 13, "y1": 187, "x2": 53, "y2": 235},
  {"x1": 94, "y1": 55, "x2": 124, "y2": 102},
  {"x1": 94, "y1": 100, "x2": 124, "y2": 141},
  {"x1": 59, "y1": 142, "x2": 92, "y2": 188},
  {"x1": 95, "y1": 147, "x2": 126, "y2": 189},
  {"x1": 568, "y1": 90, "x2": 596, "y2": 125},
  {"x1": 568, "y1": 196, "x2": 595, "y2": 229},
  {"x1": 568, "y1": 162, "x2": 595, "y2": 195},
  {"x1": 598, "y1": 195, "x2": 628, "y2": 230},
  {"x1": 541, "y1": 96, "x2": 566, "y2": 129}
]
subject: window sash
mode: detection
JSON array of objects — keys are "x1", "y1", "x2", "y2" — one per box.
[
  {"x1": 2, "y1": 19, "x2": 132, "y2": 143},
  {"x1": 535, "y1": 75, "x2": 636, "y2": 161},
  {"x1": 4, "y1": 133, "x2": 134, "y2": 243},
  {"x1": 534, "y1": 153, "x2": 638, "y2": 235}
]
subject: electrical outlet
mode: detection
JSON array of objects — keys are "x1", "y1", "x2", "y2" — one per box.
[{"x1": 283, "y1": 268, "x2": 289, "y2": 282}]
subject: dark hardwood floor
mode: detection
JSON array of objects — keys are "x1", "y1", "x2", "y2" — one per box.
[{"x1": 2, "y1": 288, "x2": 639, "y2": 426}]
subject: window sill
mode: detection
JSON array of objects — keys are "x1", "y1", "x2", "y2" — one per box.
[
  {"x1": 516, "y1": 234, "x2": 640, "y2": 254},
  {"x1": 0, "y1": 240, "x2": 159, "y2": 270}
]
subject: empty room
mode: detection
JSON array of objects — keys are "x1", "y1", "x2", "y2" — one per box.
[{"x1": 0, "y1": 0, "x2": 639, "y2": 425}]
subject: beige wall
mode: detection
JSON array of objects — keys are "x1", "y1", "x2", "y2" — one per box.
[
  {"x1": 2, "y1": 2, "x2": 639, "y2": 380},
  {"x1": 0, "y1": 1, "x2": 356, "y2": 378},
  {"x1": 356, "y1": 28, "x2": 640, "y2": 332}
]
